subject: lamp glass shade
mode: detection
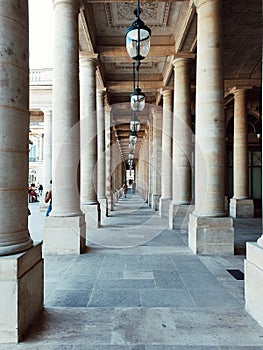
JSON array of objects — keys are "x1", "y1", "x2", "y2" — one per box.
[
  {"x1": 130, "y1": 88, "x2": 145, "y2": 112},
  {"x1": 129, "y1": 132, "x2": 138, "y2": 144},
  {"x1": 125, "y1": 19, "x2": 151, "y2": 60},
  {"x1": 130, "y1": 120, "x2": 140, "y2": 132},
  {"x1": 129, "y1": 142, "x2": 135, "y2": 151}
]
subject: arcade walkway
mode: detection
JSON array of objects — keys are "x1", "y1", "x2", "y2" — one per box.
[{"x1": 4, "y1": 192, "x2": 263, "y2": 349}]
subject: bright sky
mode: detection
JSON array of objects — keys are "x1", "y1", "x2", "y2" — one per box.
[{"x1": 29, "y1": 0, "x2": 54, "y2": 68}]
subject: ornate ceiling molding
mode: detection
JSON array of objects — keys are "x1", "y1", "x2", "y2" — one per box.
[{"x1": 104, "y1": 1, "x2": 171, "y2": 29}]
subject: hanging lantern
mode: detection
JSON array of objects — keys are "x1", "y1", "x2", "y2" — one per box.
[{"x1": 125, "y1": 1, "x2": 151, "y2": 61}]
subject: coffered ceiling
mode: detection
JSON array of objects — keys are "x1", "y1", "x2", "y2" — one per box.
[{"x1": 79, "y1": 0, "x2": 262, "y2": 161}]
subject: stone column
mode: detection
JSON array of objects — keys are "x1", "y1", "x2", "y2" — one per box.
[
  {"x1": 43, "y1": 0, "x2": 86, "y2": 254},
  {"x1": 40, "y1": 109, "x2": 52, "y2": 211},
  {"x1": 147, "y1": 119, "x2": 153, "y2": 206},
  {"x1": 42, "y1": 109, "x2": 52, "y2": 193},
  {"x1": 189, "y1": 0, "x2": 234, "y2": 255},
  {"x1": 244, "y1": 32, "x2": 263, "y2": 329},
  {"x1": 97, "y1": 88, "x2": 108, "y2": 219},
  {"x1": 159, "y1": 89, "x2": 173, "y2": 218},
  {"x1": 0, "y1": 0, "x2": 43, "y2": 342},
  {"x1": 169, "y1": 58, "x2": 193, "y2": 229},
  {"x1": 151, "y1": 108, "x2": 162, "y2": 210},
  {"x1": 105, "y1": 104, "x2": 113, "y2": 211},
  {"x1": 79, "y1": 53, "x2": 101, "y2": 228},
  {"x1": 230, "y1": 88, "x2": 254, "y2": 217}
]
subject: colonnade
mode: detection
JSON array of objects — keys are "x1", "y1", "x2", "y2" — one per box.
[{"x1": 0, "y1": 0, "x2": 262, "y2": 342}]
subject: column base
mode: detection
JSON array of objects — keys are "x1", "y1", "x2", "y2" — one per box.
[
  {"x1": 106, "y1": 193, "x2": 113, "y2": 212},
  {"x1": 99, "y1": 197, "x2": 108, "y2": 219},
  {"x1": 245, "y1": 241, "x2": 263, "y2": 327},
  {"x1": 169, "y1": 203, "x2": 194, "y2": 229},
  {"x1": 152, "y1": 194, "x2": 161, "y2": 211},
  {"x1": 0, "y1": 243, "x2": 43, "y2": 343},
  {"x1": 148, "y1": 192, "x2": 152, "y2": 207},
  {"x1": 159, "y1": 198, "x2": 172, "y2": 218},
  {"x1": 82, "y1": 203, "x2": 101, "y2": 228},
  {"x1": 188, "y1": 214, "x2": 234, "y2": 255},
  {"x1": 43, "y1": 214, "x2": 86, "y2": 254},
  {"x1": 230, "y1": 198, "x2": 254, "y2": 218}
]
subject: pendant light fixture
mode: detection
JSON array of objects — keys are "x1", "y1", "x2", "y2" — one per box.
[{"x1": 125, "y1": 0, "x2": 151, "y2": 61}]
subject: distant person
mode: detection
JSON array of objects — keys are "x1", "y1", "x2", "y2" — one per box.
[
  {"x1": 132, "y1": 181, "x2": 136, "y2": 195},
  {"x1": 122, "y1": 183, "x2": 128, "y2": 198},
  {"x1": 38, "y1": 184, "x2": 43, "y2": 195},
  {"x1": 28, "y1": 183, "x2": 38, "y2": 202},
  {"x1": 45, "y1": 180, "x2": 52, "y2": 216}
]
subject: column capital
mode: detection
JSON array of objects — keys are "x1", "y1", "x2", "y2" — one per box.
[
  {"x1": 53, "y1": 0, "x2": 80, "y2": 9},
  {"x1": 97, "y1": 87, "x2": 107, "y2": 97},
  {"x1": 160, "y1": 88, "x2": 173, "y2": 97},
  {"x1": 79, "y1": 52, "x2": 98, "y2": 65},
  {"x1": 194, "y1": 0, "x2": 218, "y2": 10},
  {"x1": 172, "y1": 56, "x2": 194, "y2": 68},
  {"x1": 230, "y1": 86, "x2": 253, "y2": 95}
]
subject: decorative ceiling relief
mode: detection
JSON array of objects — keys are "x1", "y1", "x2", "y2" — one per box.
[
  {"x1": 117, "y1": 2, "x2": 158, "y2": 21},
  {"x1": 105, "y1": 2, "x2": 171, "y2": 28}
]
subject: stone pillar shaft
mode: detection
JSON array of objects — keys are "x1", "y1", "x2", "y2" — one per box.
[
  {"x1": 151, "y1": 108, "x2": 162, "y2": 210},
  {"x1": 97, "y1": 89, "x2": 108, "y2": 218},
  {"x1": 0, "y1": 1, "x2": 43, "y2": 343},
  {"x1": 194, "y1": 0, "x2": 225, "y2": 217},
  {"x1": 42, "y1": 109, "x2": 52, "y2": 193},
  {"x1": 105, "y1": 105, "x2": 113, "y2": 211},
  {"x1": 52, "y1": 0, "x2": 81, "y2": 217},
  {"x1": 188, "y1": 0, "x2": 234, "y2": 255},
  {"x1": 97, "y1": 89, "x2": 106, "y2": 199},
  {"x1": 80, "y1": 55, "x2": 98, "y2": 204},
  {"x1": 233, "y1": 89, "x2": 249, "y2": 199},
  {"x1": 161, "y1": 90, "x2": 173, "y2": 199},
  {"x1": 0, "y1": 0, "x2": 33, "y2": 256},
  {"x1": 172, "y1": 58, "x2": 192, "y2": 204}
]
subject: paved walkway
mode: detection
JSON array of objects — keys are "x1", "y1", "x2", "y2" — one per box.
[{"x1": 4, "y1": 192, "x2": 263, "y2": 349}]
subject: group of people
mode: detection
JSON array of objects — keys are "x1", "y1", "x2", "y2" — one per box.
[
  {"x1": 28, "y1": 183, "x2": 40, "y2": 202},
  {"x1": 28, "y1": 181, "x2": 52, "y2": 217}
]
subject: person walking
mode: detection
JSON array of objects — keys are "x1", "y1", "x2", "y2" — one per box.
[
  {"x1": 122, "y1": 183, "x2": 128, "y2": 198},
  {"x1": 45, "y1": 180, "x2": 52, "y2": 216}
]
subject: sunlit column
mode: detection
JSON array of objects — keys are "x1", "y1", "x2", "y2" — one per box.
[
  {"x1": 159, "y1": 89, "x2": 173, "y2": 217},
  {"x1": 97, "y1": 88, "x2": 108, "y2": 218},
  {"x1": 230, "y1": 88, "x2": 254, "y2": 217},
  {"x1": 79, "y1": 53, "x2": 101, "y2": 228},
  {"x1": 44, "y1": 0, "x2": 86, "y2": 254},
  {"x1": 189, "y1": 0, "x2": 234, "y2": 254},
  {"x1": 0, "y1": 0, "x2": 43, "y2": 342}
]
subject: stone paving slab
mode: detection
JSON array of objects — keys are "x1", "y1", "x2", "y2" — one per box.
[{"x1": 20, "y1": 194, "x2": 263, "y2": 349}]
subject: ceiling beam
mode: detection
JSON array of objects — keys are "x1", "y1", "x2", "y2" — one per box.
[{"x1": 98, "y1": 46, "x2": 175, "y2": 63}]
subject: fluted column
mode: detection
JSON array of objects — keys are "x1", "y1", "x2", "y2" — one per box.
[
  {"x1": 151, "y1": 107, "x2": 162, "y2": 210},
  {"x1": 105, "y1": 104, "x2": 113, "y2": 211},
  {"x1": 44, "y1": 0, "x2": 86, "y2": 254},
  {"x1": 169, "y1": 58, "x2": 193, "y2": 228},
  {"x1": 189, "y1": 0, "x2": 234, "y2": 254},
  {"x1": 97, "y1": 88, "x2": 108, "y2": 219},
  {"x1": 159, "y1": 89, "x2": 173, "y2": 217},
  {"x1": 0, "y1": 0, "x2": 43, "y2": 342},
  {"x1": 230, "y1": 88, "x2": 254, "y2": 217},
  {"x1": 80, "y1": 54, "x2": 101, "y2": 228}
]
